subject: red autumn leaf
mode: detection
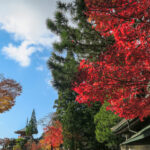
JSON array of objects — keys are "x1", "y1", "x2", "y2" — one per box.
[{"x1": 73, "y1": 0, "x2": 150, "y2": 121}]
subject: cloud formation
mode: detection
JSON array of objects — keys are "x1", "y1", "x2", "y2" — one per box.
[
  {"x1": 36, "y1": 65, "x2": 44, "y2": 71},
  {"x1": 0, "y1": 0, "x2": 69, "y2": 67},
  {"x1": 2, "y1": 41, "x2": 35, "y2": 67}
]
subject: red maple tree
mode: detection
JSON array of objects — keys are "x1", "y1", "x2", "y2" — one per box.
[
  {"x1": 73, "y1": 0, "x2": 150, "y2": 120},
  {"x1": 41, "y1": 121, "x2": 63, "y2": 148}
]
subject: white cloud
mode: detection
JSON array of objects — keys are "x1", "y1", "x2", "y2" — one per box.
[
  {"x1": 40, "y1": 56, "x2": 49, "y2": 61},
  {"x1": 36, "y1": 65, "x2": 44, "y2": 71},
  {"x1": 45, "y1": 72, "x2": 53, "y2": 87},
  {"x1": 47, "y1": 79, "x2": 53, "y2": 87},
  {"x1": 2, "y1": 41, "x2": 35, "y2": 67},
  {"x1": 0, "y1": 0, "x2": 70, "y2": 67}
]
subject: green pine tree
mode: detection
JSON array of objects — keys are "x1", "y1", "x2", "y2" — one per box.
[
  {"x1": 49, "y1": 52, "x2": 104, "y2": 149},
  {"x1": 47, "y1": 0, "x2": 114, "y2": 61},
  {"x1": 26, "y1": 109, "x2": 38, "y2": 136},
  {"x1": 48, "y1": 42, "x2": 105, "y2": 149},
  {"x1": 46, "y1": 0, "x2": 115, "y2": 149}
]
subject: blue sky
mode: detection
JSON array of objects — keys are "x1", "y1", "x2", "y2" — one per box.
[{"x1": 0, "y1": 0, "x2": 70, "y2": 139}]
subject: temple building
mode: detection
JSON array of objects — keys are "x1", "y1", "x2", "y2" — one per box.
[
  {"x1": 111, "y1": 117, "x2": 150, "y2": 150},
  {"x1": 14, "y1": 127, "x2": 27, "y2": 138}
]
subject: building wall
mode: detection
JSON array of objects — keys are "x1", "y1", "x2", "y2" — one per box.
[{"x1": 121, "y1": 145, "x2": 150, "y2": 150}]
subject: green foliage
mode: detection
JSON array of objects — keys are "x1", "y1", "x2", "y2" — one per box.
[
  {"x1": 26, "y1": 109, "x2": 38, "y2": 136},
  {"x1": 94, "y1": 102, "x2": 123, "y2": 148},
  {"x1": 26, "y1": 125, "x2": 33, "y2": 137},
  {"x1": 48, "y1": 50, "x2": 104, "y2": 149},
  {"x1": 48, "y1": 37, "x2": 103, "y2": 149},
  {"x1": 62, "y1": 102, "x2": 106, "y2": 150},
  {"x1": 15, "y1": 138, "x2": 27, "y2": 150},
  {"x1": 48, "y1": 51, "x2": 78, "y2": 91},
  {"x1": 46, "y1": 0, "x2": 115, "y2": 149},
  {"x1": 47, "y1": 0, "x2": 114, "y2": 60}
]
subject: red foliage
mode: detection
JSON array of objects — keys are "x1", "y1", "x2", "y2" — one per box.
[
  {"x1": 42, "y1": 121, "x2": 63, "y2": 148},
  {"x1": 73, "y1": 0, "x2": 150, "y2": 120}
]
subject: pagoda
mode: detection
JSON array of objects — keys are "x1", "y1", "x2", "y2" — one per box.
[{"x1": 14, "y1": 127, "x2": 27, "y2": 138}]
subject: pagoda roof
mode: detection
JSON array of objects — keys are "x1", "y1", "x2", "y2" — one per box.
[{"x1": 15, "y1": 127, "x2": 26, "y2": 134}]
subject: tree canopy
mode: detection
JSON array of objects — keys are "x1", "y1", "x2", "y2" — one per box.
[
  {"x1": 26, "y1": 109, "x2": 38, "y2": 136},
  {"x1": 0, "y1": 75, "x2": 22, "y2": 113},
  {"x1": 73, "y1": 0, "x2": 150, "y2": 120},
  {"x1": 94, "y1": 102, "x2": 123, "y2": 148},
  {"x1": 46, "y1": 0, "x2": 112, "y2": 149}
]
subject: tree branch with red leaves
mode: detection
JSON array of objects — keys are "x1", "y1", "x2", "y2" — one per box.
[{"x1": 73, "y1": 0, "x2": 150, "y2": 120}]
